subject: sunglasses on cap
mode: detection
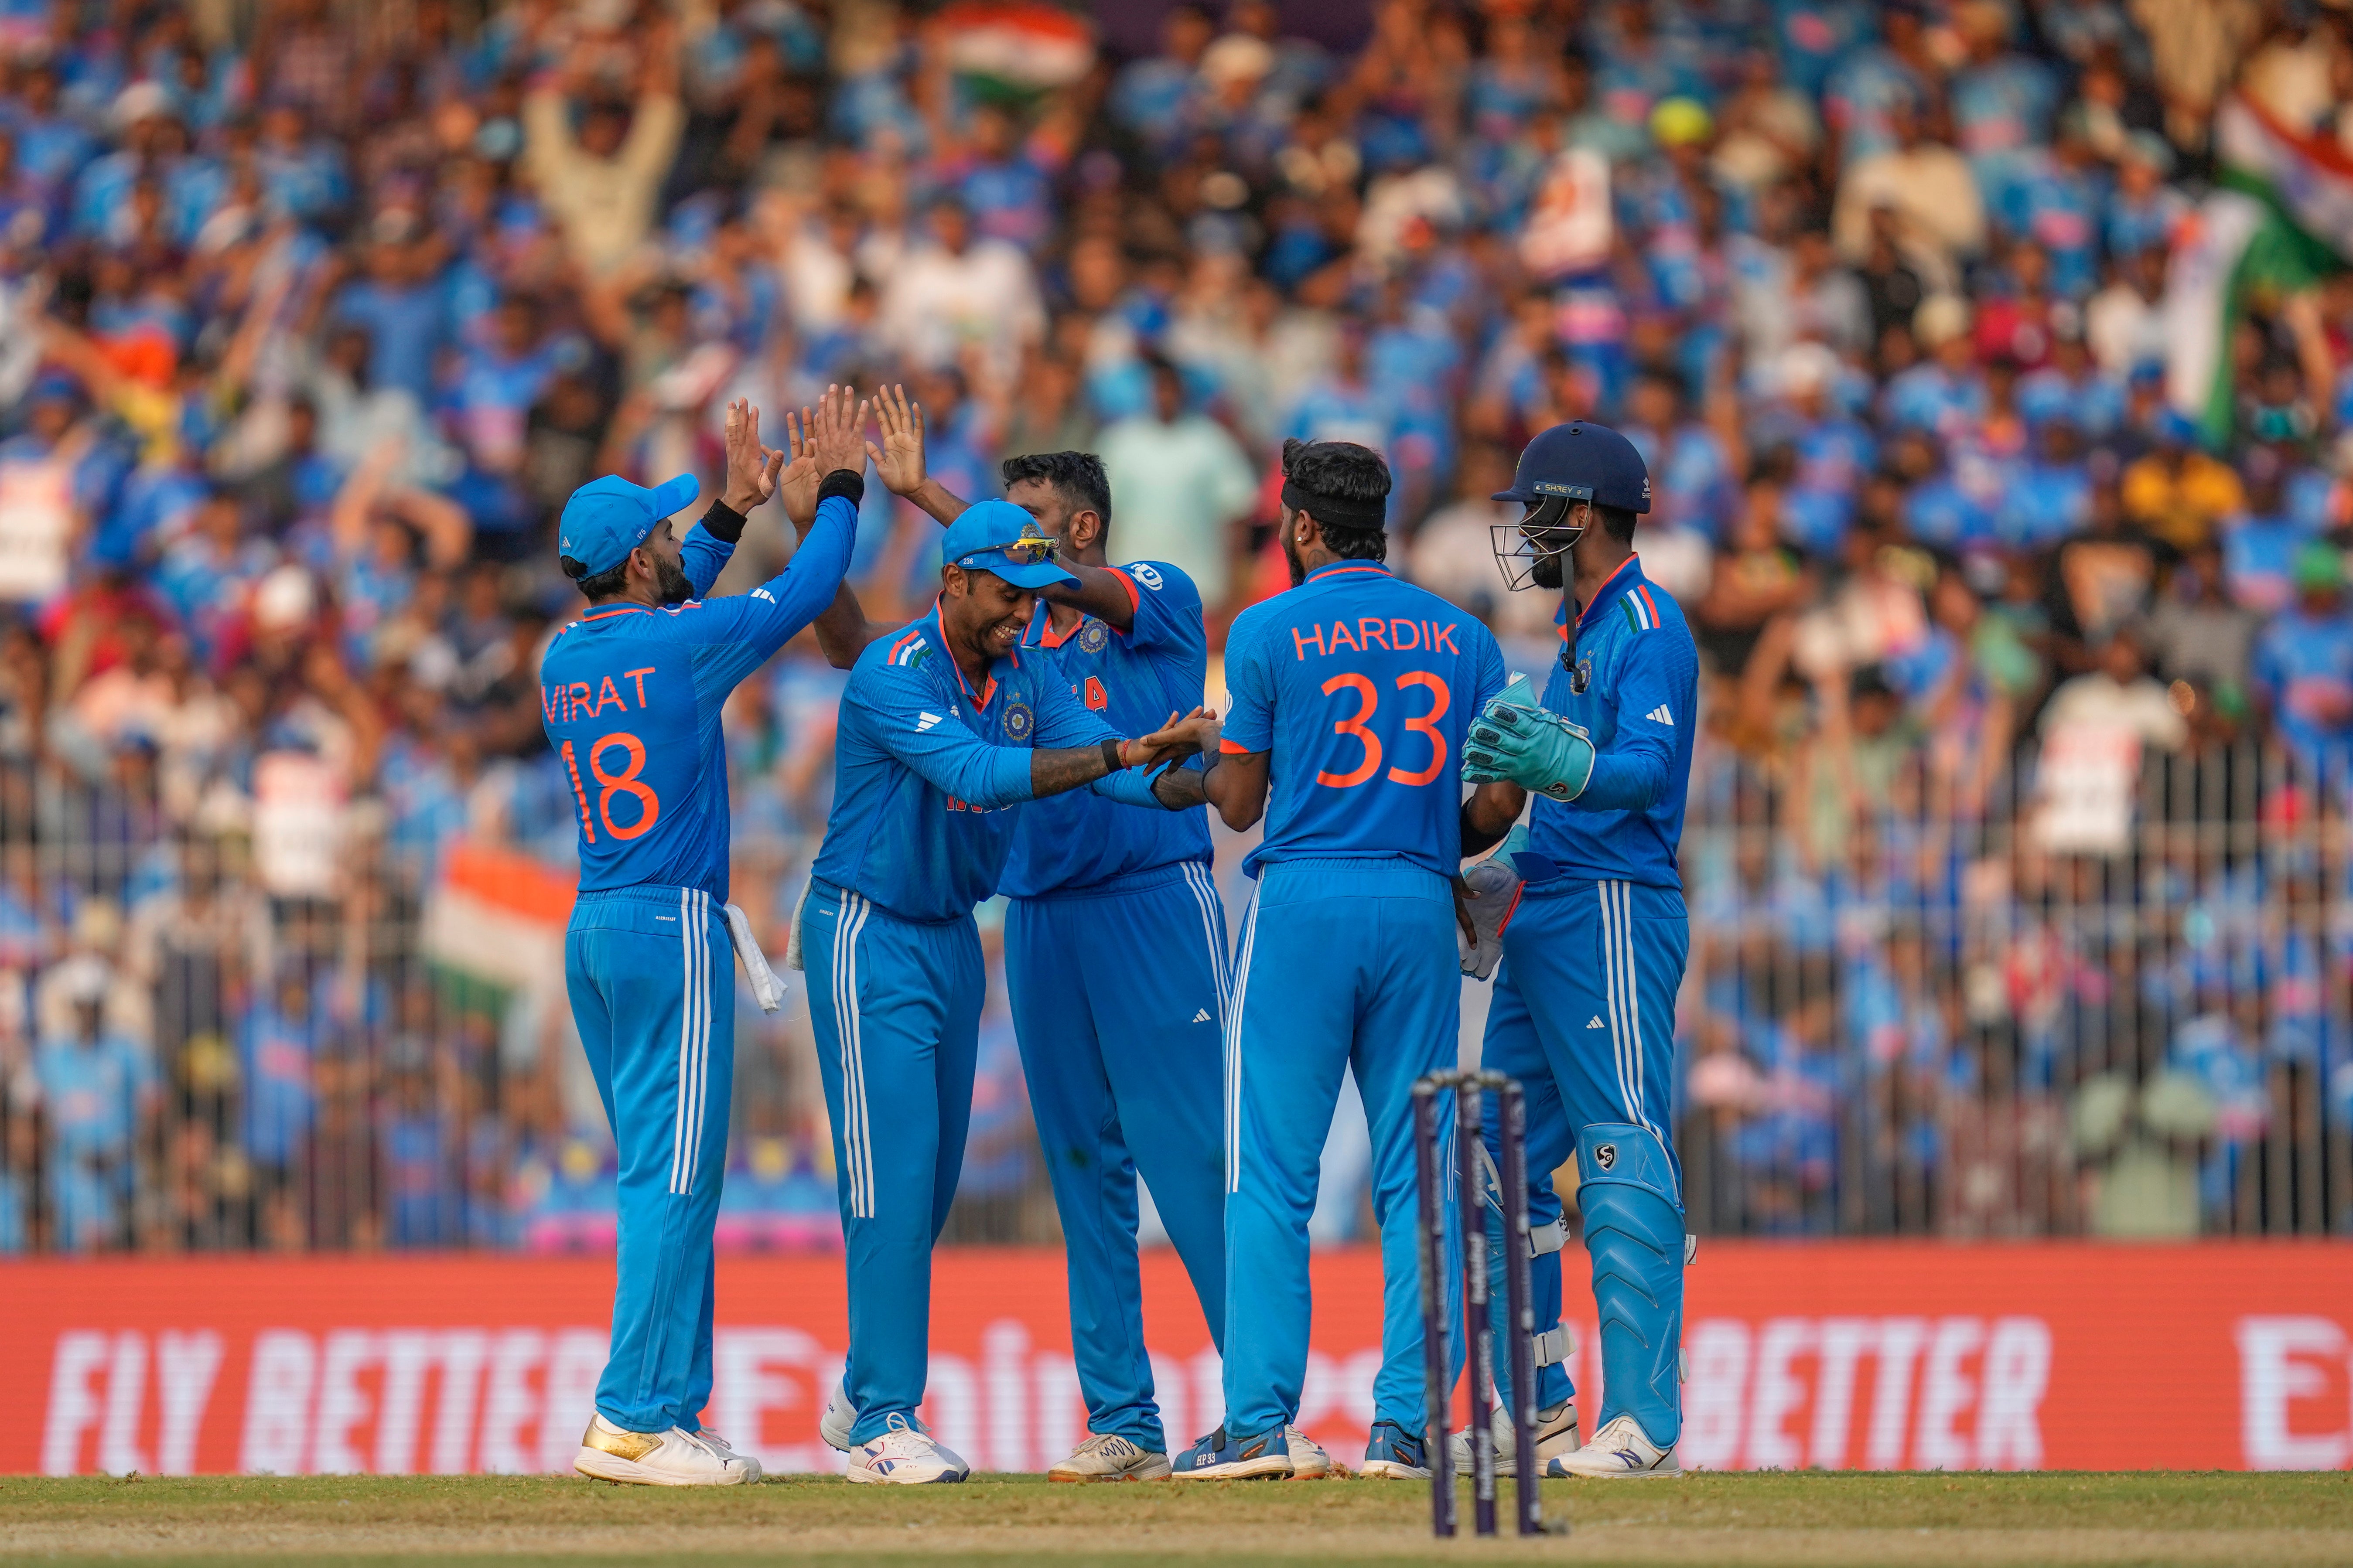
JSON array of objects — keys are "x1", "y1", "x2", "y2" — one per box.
[{"x1": 956, "y1": 535, "x2": 1060, "y2": 569}]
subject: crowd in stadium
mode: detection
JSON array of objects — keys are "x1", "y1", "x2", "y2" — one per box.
[{"x1": 0, "y1": 0, "x2": 2350, "y2": 1255}]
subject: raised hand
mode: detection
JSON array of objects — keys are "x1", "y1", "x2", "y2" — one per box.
[
  {"x1": 807, "y1": 383, "x2": 869, "y2": 480},
  {"x1": 721, "y1": 398, "x2": 786, "y2": 513},
  {"x1": 864, "y1": 382, "x2": 929, "y2": 498},
  {"x1": 777, "y1": 406, "x2": 821, "y2": 529}
]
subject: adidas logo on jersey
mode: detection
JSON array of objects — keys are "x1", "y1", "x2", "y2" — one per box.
[
  {"x1": 916, "y1": 711, "x2": 945, "y2": 732},
  {"x1": 1587, "y1": 1016, "x2": 1605, "y2": 1029},
  {"x1": 1646, "y1": 705, "x2": 1674, "y2": 726},
  {"x1": 1192, "y1": 1009, "x2": 1213, "y2": 1023}
]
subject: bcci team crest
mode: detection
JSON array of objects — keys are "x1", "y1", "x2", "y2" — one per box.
[
  {"x1": 1079, "y1": 620, "x2": 1109, "y2": 654},
  {"x1": 1571, "y1": 655, "x2": 1592, "y2": 693},
  {"x1": 1002, "y1": 699, "x2": 1035, "y2": 742}
]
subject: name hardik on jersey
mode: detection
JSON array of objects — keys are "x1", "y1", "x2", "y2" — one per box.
[
  {"x1": 813, "y1": 605, "x2": 1137, "y2": 923},
  {"x1": 539, "y1": 494, "x2": 856, "y2": 899},
  {"x1": 1527, "y1": 553, "x2": 1699, "y2": 890},
  {"x1": 1222, "y1": 560, "x2": 1508, "y2": 879},
  {"x1": 1000, "y1": 560, "x2": 1214, "y2": 898}
]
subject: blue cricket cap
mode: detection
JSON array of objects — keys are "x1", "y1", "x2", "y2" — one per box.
[
  {"x1": 558, "y1": 472, "x2": 700, "y2": 577},
  {"x1": 942, "y1": 498, "x2": 1078, "y2": 590}
]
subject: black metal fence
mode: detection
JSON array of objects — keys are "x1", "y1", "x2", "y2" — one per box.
[
  {"x1": 1678, "y1": 736, "x2": 2353, "y2": 1240},
  {"x1": 6, "y1": 723, "x2": 2351, "y2": 1255}
]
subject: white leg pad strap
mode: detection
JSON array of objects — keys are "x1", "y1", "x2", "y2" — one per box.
[
  {"x1": 1533, "y1": 1325, "x2": 1571, "y2": 1367},
  {"x1": 1529, "y1": 1217, "x2": 1567, "y2": 1257}
]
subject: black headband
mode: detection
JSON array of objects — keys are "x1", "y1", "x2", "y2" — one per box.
[{"x1": 1281, "y1": 480, "x2": 1387, "y2": 530}]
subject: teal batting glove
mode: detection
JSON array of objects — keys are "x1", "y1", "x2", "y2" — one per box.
[{"x1": 1463, "y1": 699, "x2": 1595, "y2": 801}]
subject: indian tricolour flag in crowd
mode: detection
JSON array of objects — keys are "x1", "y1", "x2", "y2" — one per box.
[
  {"x1": 421, "y1": 839, "x2": 575, "y2": 991},
  {"x1": 2165, "y1": 90, "x2": 2353, "y2": 444}
]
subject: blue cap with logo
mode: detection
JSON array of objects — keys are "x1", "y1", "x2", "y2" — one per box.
[
  {"x1": 558, "y1": 472, "x2": 700, "y2": 577},
  {"x1": 941, "y1": 498, "x2": 1078, "y2": 590}
]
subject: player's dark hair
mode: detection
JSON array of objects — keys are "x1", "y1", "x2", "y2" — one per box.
[
  {"x1": 1281, "y1": 437, "x2": 1390, "y2": 562},
  {"x1": 564, "y1": 554, "x2": 631, "y2": 600},
  {"x1": 1000, "y1": 450, "x2": 1111, "y2": 530},
  {"x1": 1598, "y1": 503, "x2": 1637, "y2": 543}
]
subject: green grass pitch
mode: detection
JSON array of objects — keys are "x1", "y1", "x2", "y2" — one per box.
[{"x1": 3, "y1": 1472, "x2": 2349, "y2": 1567}]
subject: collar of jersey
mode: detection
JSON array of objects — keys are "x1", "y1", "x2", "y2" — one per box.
[
  {"x1": 1305, "y1": 561, "x2": 1392, "y2": 583},
  {"x1": 1575, "y1": 554, "x2": 1649, "y2": 633},
  {"x1": 1028, "y1": 603, "x2": 1089, "y2": 650},
  {"x1": 924, "y1": 604, "x2": 1006, "y2": 711},
  {"x1": 580, "y1": 603, "x2": 654, "y2": 622}
]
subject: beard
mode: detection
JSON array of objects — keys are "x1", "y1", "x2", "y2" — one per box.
[
  {"x1": 656, "y1": 558, "x2": 694, "y2": 605},
  {"x1": 1531, "y1": 548, "x2": 1565, "y2": 591},
  {"x1": 1281, "y1": 520, "x2": 1306, "y2": 587}
]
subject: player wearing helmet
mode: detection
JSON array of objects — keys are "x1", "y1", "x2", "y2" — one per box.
[{"x1": 1457, "y1": 420, "x2": 1698, "y2": 1479}]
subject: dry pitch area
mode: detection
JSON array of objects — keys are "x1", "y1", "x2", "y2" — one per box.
[{"x1": 3, "y1": 1472, "x2": 2349, "y2": 1568}]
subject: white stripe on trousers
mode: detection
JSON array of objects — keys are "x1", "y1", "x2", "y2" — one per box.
[
  {"x1": 1223, "y1": 893, "x2": 1259, "y2": 1194},
  {"x1": 832, "y1": 892, "x2": 876, "y2": 1218},
  {"x1": 1597, "y1": 880, "x2": 1666, "y2": 1145},
  {"x1": 669, "y1": 890, "x2": 710, "y2": 1195},
  {"x1": 1180, "y1": 861, "x2": 1231, "y2": 1024}
]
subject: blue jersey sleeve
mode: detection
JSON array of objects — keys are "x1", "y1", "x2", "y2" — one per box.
[
  {"x1": 1031, "y1": 665, "x2": 1124, "y2": 750},
  {"x1": 1114, "y1": 561, "x2": 1204, "y2": 658},
  {"x1": 680, "y1": 492, "x2": 857, "y2": 705},
  {"x1": 679, "y1": 520, "x2": 734, "y2": 599},
  {"x1": 1221, "y1": 614, "x2": 1274, "y2": 754},
  {"x1": 1023, "y1": 664, "x2": 1168, "y2": 807},
  {"x1": 1576, "y1": 627, "x2": 1698, "y2": 813},
  {"x1": 845, "y1": 659, "x2": 1037, "y2": 810}
]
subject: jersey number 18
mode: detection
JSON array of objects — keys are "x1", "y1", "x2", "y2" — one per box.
[{"x1": 562, "y1": 733, "x2": 662, "y2": 843}]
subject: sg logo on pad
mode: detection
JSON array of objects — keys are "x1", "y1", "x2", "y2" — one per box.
[{"x1": 1593, "y1": 1143, "x2": 1618, "y2": 1172}]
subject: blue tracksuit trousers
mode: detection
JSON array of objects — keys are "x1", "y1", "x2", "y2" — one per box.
[
  {"x1": 1222, "y1": 857, "x2": 1462, "y2": 1439},
  {"x1": 1004, "y1": 862, "x2": 1230, "y2": 1452},
  {"x1": 1479, "y1": 877, "x2": 1690, "y2": 1445},
  {"x1": 565, "y1": 885, "x2": 734, "y2": 1435},
  {"x1": 800, "y1": 879, "x2": 984, "y2": 1445}
]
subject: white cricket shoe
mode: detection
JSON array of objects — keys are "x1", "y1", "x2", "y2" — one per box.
[
  {"x1": 574, "y1": 1415, "x2": 757, "y2": 1485},
  {"x1": 1047, "y1": 1432, "x2": 1172, "y2": 1482},
  {"x1": 1284, "y1": 1425, "x2": 1336, "y2": 1479},
  {"x1": 1448, "y1": 1398, "x2": 1578, "y2": 1477},
  {"x1": 846, "y1": 1414, "x2": 970, "y2": 1485},
  {"x1": 1547, "y1": 1413, "x2": 1680, "y2": 1478},
  {"x1": 696, "y1": 1428, "x2": 764, "y2": 1480},
  {"x1": 820, "y1": 1378, "x2": 855, "y2": 1452}
]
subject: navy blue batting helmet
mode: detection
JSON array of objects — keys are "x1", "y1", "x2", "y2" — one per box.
[{"x1": 1493, "y1": 421, "x2": 1651, "y2": 514}]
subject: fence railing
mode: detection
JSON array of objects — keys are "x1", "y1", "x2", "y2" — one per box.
[
  {"x1": 3, "y1": 728, "x2": 2350, "y2": 1255},
  {"x1": 1679, "y1": 734, "x2": 2353, "y2": 1240}
]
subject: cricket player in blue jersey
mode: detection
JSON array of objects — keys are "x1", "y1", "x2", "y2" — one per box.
[
  {"x1": 778, "y1": 391, "x2": 1239, "y2": 1479},
  {"x1": 1171, "y1": 439, "x2": 1519, "y2": 1482},
  {"x1": 546, "y1": 395, "x2": 863, "y2": 1486},
  {"x1": 1458, "y1": 420, "x2": 1699, "y2": 1478},
  {"x1": 793, "y1": 486, "x2": 1219, "y2": 1485}
]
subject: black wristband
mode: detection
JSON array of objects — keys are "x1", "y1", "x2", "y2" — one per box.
[
  {"x1": 1100, "y1": 738, "x2": 1124, "y2": 774},
  {"x1": 697, "y1": 497, "x2": 748, "y2": 544},
  {"x1": 817, "y1": 468, "x2": 866, "y2": 508}
]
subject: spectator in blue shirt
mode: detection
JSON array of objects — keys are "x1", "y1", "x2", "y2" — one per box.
[
  {"x1": 32, "y1": 957, "x2": 157, "y2": 1251},
  {"x1": 2252, "y1": 542, "x2": 2353, "y2": 784}
]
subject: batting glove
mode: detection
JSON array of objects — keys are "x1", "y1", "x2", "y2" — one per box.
[{"x1": 1456, "y1": 824, "x2": 1530, "y2": 980}]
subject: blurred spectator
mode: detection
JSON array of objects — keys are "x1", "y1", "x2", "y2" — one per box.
[
  {"x1": 31, "y1": 955, "x2": 156, "y2": 1251},
  {"x1": 1096, "y1": 354, "x2": 1257, "y2": 611}
]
